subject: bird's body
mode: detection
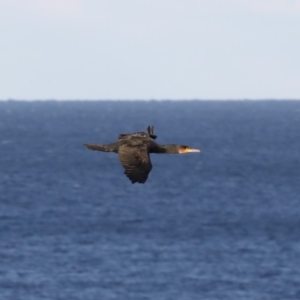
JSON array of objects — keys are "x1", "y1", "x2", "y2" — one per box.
[{"x1": 85, "y1": 126, "x2": 200, "y2": 184}]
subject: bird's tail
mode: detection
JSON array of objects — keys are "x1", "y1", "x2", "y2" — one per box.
[{"x1": 84, "y1": 144, "x2": 110, "y2": 152}]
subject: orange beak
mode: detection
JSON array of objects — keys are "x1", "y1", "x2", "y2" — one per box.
[{"x1": 180, "y1": 147, "x2": 201, "y2": 154}]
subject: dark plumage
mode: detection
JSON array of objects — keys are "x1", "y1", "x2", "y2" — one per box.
[{"x1": 84, "y1": 126, "x2": 200, "y2": 184}]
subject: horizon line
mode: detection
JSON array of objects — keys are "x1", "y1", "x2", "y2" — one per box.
[{"x1": 1, "y1": 98, "x2": 300, "y2": 102}]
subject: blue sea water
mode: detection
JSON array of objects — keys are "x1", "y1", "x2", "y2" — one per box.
[{"x1": 0, "y1": 100, "x2": 300, "y2": 300}]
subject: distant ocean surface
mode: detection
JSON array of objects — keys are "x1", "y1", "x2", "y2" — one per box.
[{"x1": 0, "y1": 100, "x2": 300, "y2": 300}]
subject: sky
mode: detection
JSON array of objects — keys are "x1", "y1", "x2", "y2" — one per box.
[{"x1": 0, "y1": 0, "x2": 299, "y2": 100}]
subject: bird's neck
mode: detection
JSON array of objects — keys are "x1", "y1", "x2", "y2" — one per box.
[{"x1": 155, "y1": 144, "x2": 179, "y2": 154}]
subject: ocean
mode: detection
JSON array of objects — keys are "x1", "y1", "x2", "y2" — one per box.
[{"x1": 0, "y1": 100, "x2": 300, "y2": 300}]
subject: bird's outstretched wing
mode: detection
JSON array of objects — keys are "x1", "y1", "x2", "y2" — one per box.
[
  {"x1": 84, "y1": 144, "x2": 108, "y2": 151},
  {"x1": 118, "y1": 125, "x2": 157, "y2": 141},
  {"x1": 147, "y1": 126, "x2": 157, "y2": 139},
  {"x1": 118, "y1": 132, "x2": 147, "y2": 141},
  {"x1": 118, "y1": 142, "x2": 152, "y2": 184}
]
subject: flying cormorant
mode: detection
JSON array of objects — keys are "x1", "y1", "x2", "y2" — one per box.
[{"x1": 84, "y1": 126, "x2": 200, "y2": 184}]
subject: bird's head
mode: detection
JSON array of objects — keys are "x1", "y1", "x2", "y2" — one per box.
[{"x1": 178, "y1": 145, "x2": 201, "y2": 154}]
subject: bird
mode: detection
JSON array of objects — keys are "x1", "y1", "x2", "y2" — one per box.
[{"x1": 84, "y1": 126, "x2": 200, "y2": 184}]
